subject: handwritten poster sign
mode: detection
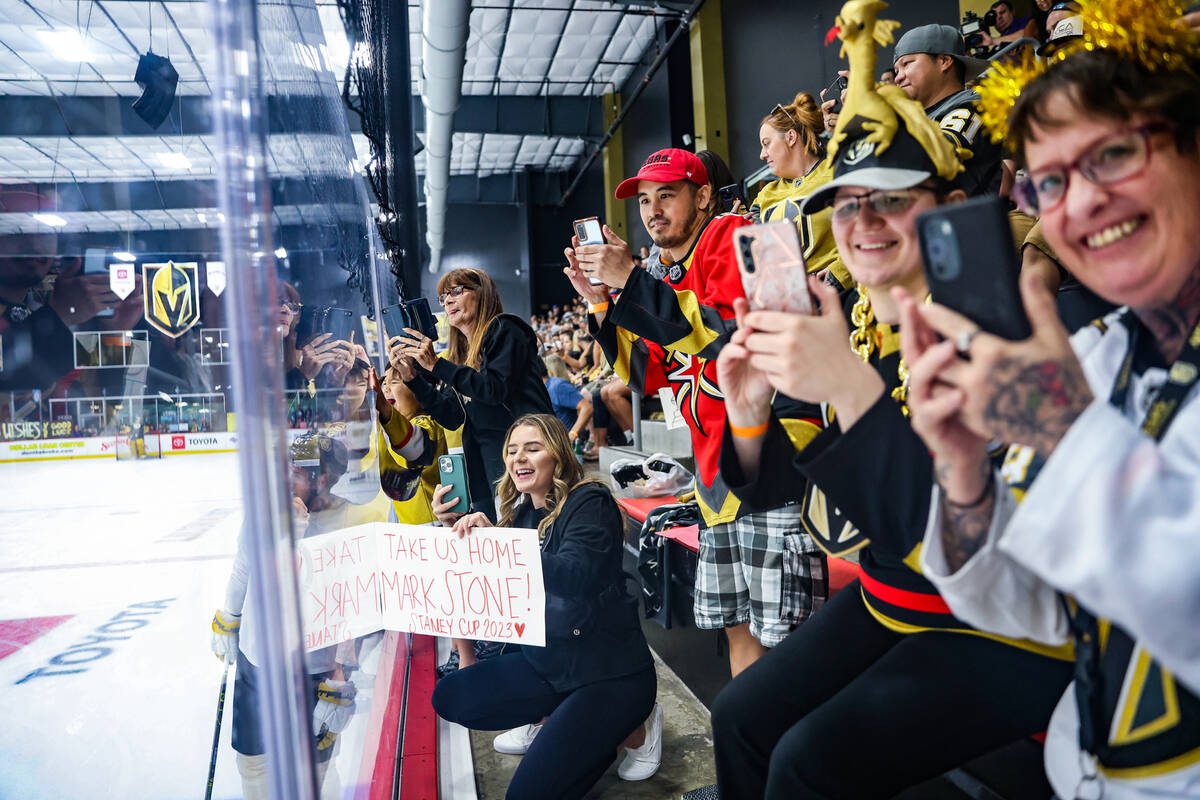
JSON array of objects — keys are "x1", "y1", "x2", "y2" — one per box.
[
  {"x1": 297, "y1": 526, "x2": 383, "y2": 651},
  {"x1": 377, "y1": 524, "x2": 545, "y2": 646},
  {"x1": 296, "y1": 523, "x2": 546, "y2": 650}
]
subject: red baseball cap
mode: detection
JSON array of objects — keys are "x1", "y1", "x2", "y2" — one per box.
[{"x1": 614, "y1": 148, "x2": 709, "y2": 200}]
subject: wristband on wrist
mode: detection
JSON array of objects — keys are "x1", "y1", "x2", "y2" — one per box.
[
  {"x1": 588, "y1": 301, "x2": 610, "y2": 314},
  {"x1": 729, "y1": 420, "x2": 769, "y2": 438},
  {"x1": 942, "y1": 475, "x2": 995, "y2": 509}
]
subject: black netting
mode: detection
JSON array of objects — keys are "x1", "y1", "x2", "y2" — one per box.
[{"x1": 337, "y1": 0, "x2": 410, "y2": 300}]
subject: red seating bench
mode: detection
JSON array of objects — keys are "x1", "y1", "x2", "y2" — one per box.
[{"x1": 618, "y1": 496, "x2": 862, "y2": 595}]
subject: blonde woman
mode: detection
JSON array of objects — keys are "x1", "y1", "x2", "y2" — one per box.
[
  {"x1": 431, "y1": 414, "x2": 661, "y2": 796},
  {"x1": 751, "y1": 91, "x2": 852, "y2": 288}
]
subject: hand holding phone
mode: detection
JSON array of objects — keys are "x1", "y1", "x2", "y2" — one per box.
[
  {"x1": 821, "y1": 74, "x2": 848, "y2": 115},
  {"x1": 436, "y1": 452, "x2": 470, "y2": 516},
  {"x1": 917, "y1": 195, "x2": 1031, "y2": 341},
  {"x1": 733, "y1": 222, "x2": 815, "y2": 315},
  {"x1": 381, "y1": 298, "x2": 438, "y2": 342},
  {"x1": 573, "y1": 217, "x2": 606, "y2": 285}
]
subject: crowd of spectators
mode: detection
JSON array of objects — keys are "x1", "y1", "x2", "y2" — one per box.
[{"x1": 425, "y1": 3, "x2": 1200, "y2": 799}]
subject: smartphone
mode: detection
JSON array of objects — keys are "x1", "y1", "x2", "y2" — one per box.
[
  {"x1": 718, "y1": 183, "x2": 749, "y2": 214},
  {"x1": 324, "y1": 307, "x2": 356, "y2": 343},
  {"x1": 822, "y1": 75, "x2": 848, "y2": 115},
  {"x1": 295, "y1": 305, "x2": 322, "y2": 346},
  {"x1": 84, "y1": 248, "x2": 115, "y2": 317},
  {"x1": 733, "y1": 222, "x2": 815, "y2": 314},
  {"x1": 381, "y1": 298, "x2": 438, "y2": 342},
  {"x1": 573, "y1": 216, "x2": 605, "y2": 285},
  {"x1": 437, "y1": 450, "x2": 470, "y2": 515},
  {"x1": 84, "y1": 247, "x2": 108, "y2": 274},
  {"x1": 917, "y1": 195, "x2": 1031, "y2": 341}
]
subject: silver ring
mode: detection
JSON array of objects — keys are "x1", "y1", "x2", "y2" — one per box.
[{"x1": 955, "y1": 327, "x2": 980, "y2": 356}]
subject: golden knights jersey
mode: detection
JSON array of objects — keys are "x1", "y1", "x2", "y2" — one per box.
[
  {"x1": 925, "y1": 89, "x2": 1004, "y2": 197},
  {"x1": 719, "y1": 294, "x2": 1071, "y2": 659},
  {"x1": 1003, "y1": 441, "x2": 1200, "y2": 778},
  {"x1": 750, "y1": 157, "x2": 853, "y2": 288}
]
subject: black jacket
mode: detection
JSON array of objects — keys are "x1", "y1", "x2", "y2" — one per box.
[
  {"x1": 407, "y1": 314, "x2": 553, "y2": 517},
  {"x1": 515, "y1": 482, "x2": 652, "y2": 692},
  {"x1": 409, "y1": 313, "x2": 552, "y2": 434}
]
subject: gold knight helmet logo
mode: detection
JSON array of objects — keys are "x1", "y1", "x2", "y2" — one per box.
[{"x1": 142, "y1": 261, "x2": 200, "y2": 338}]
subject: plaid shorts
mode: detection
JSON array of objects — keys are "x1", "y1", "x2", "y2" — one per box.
[{"x1": 693, "y1": 505, "x2": 828, "y2": 647}]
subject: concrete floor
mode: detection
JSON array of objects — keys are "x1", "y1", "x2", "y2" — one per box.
[{"x1": 469, "y1": 651, "x2": 717, "y2": 800}]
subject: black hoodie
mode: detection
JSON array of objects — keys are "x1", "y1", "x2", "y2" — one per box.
[{"x1": 406, "y1": 313, "x2": 553, "y2": 518}]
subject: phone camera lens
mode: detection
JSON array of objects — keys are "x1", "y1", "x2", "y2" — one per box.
[{"x1": 740, "y1": 239, "x2": 755, "y2": 272}]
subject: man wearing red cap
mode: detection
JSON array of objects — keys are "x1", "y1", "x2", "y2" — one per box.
[{"x1": 563, "y1": 148, "x2": 827, "y2": 683}]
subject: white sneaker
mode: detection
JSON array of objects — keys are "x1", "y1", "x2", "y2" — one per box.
[
  {"x1": 617, "y1": 703, "x2": 663, "y2": 781},
  {"x1": 493, "y1": 723, "x2": 541, "y2": 755}
]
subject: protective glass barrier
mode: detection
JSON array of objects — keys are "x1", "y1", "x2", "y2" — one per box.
[{"x1": 1, "y1": 0, "x2": 404, "y2": 797}]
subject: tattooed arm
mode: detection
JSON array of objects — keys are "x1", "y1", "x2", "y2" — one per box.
[
  {"x1": 936, "y1": 457, "x2": 997, "y2": 571},
  {"x1": 979, "y1": 356, "x2": 1094, "y2": 456}
]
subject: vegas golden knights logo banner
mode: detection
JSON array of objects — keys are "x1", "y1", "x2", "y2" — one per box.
[{"x1": 142, "y1": 261, "x2": 200, "y2": 338}]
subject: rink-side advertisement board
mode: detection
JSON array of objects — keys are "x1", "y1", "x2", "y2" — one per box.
[
  {"x1": 297, "y1": 523, "x2": 547, "y2": 649},
  {"x1": 0, "y1": 436, "x2": 119, "y2": 461},
  {"x1": 0, "y1": 432, "x2": 238, "y2": 462}
]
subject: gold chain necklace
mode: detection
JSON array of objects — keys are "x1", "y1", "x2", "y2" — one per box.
[{"x1": 847, "y1": 286, "x2": 911, "y2": 417}]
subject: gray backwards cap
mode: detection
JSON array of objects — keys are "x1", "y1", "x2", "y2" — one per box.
[{"x1": 893, "y1": 24, "x2": 990, "y2": 83}]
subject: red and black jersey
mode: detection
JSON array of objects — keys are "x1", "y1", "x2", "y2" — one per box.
[{"x1": 591, "y1": 213, "x2": 822, "y2": 527}]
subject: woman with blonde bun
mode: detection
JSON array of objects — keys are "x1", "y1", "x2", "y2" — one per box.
[{"x1": 751, "y1": 91, "x2": 852, "y2": 288}]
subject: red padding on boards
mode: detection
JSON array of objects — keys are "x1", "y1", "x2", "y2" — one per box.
[
  {"x1": 398, "y1": 635, "x2": 439, "y2": 799},
  {"x1": 363, "y1": 632, "x2": 410, "y2": 800}
]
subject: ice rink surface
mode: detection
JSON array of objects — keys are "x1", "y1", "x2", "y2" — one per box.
[{"x1": 1, "y1": 453, "x2": 247, "y2": 799}]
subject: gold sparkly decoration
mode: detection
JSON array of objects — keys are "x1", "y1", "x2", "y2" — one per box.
[
  {"x1": 976, "y1": 0, "x2": 1200, "y2": 143},
  {"x1": 1079, "y1": 0, "x2": 1200, "y2": 72}
]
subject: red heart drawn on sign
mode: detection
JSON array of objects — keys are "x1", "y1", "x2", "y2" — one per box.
[{"x1": 514, "y1": 623, "x2": 526, "y2": 638}]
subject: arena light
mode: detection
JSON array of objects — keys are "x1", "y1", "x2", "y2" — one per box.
[
  {"x1": 274, "y1": 247, "x2": 288, "y2": 259},
  {"x1": 37, "y1": 30, "x2": 96, "y2": 63},
  {"x1": 156, "y1": 152, "x2": 192, "y2": 170},
  {"x1": 113, "y1": 251, "x2": 136, "y2": 262},
  {"x1": 33, "y1": 213, "x2": 67, "y2": 227}
]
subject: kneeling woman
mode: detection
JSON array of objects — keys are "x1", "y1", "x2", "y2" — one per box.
[{"x1": 431, "y1": 414, "x2": 657, "y2": 800}]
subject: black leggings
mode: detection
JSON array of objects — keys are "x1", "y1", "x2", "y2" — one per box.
[
  {"x1": 710, "y1": 581, "x2": 1074, "y2": 799},
  {"x1": 432, "y1": 652, "x2": 656, "y2": 800}
]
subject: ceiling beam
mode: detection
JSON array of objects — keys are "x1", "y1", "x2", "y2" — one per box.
[
  {"x1": 0, "y1": 94, "x2": 601, "y2": 138},
  {"x1": 20, "y1": 176, "x2": 359, "y2": 214}
]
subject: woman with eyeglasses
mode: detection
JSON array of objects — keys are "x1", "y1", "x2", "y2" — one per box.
[
  {"x1": 901, "y1": 29, "x2": 1200, "y2": 796},
  {"x1": 393, "y1": 267, "x2": 552, "y2": 527},
  {"x1": 751, "y1": 92, "x2": 853, "y2": 288},
  {"x1": 707, "y1": 78, "x2": 1074, "y2": 798}
]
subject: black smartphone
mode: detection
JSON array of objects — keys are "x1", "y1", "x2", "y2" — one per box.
[
  {"x1": 381, "y1": 298, "x2": 438, "y2": 342},
  {"x1": 324, "y1": 307, "x2": 357, "y2": 343},
  {"x1": 917, "y1": 195, "x2": 1031, "y2": 341},
  {"x1": 718, "y1": 183, "x2": 749, "y2": 213},
  {"x1": 822, "y1": 75, "x2": 848, "y2": 115},
  {"x1": 295, "y1": 305, "x2": 322, "y2": 346}
]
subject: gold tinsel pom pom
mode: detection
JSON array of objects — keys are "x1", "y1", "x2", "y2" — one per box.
[
  {"x1": 976, "y1": 47, "x2": 1047, "y2": 144},
  {"x1": 975, "y1": 0, "x2": 1200, "y2": 144},
  {"x1": 1079, "y1": 0, "x2": 1200, "y2": 73}
]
